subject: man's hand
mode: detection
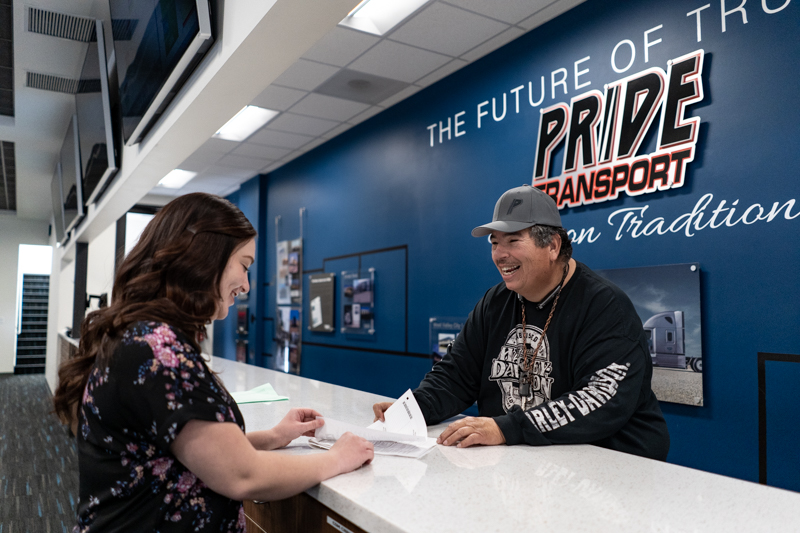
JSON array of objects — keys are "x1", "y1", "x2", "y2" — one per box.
[
  {"x1": 372, "y1": 401, "x2": 393, "y2": 422},
  {"x1": 437, "y1": 416, "x2": 506, "y2": 448}
]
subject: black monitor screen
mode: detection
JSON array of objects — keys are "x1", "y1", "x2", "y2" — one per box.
[
  {"x1": 60, "y1": 116, "x2": 84, "y2": 234},
  {"x1": 76, "y1": 20, "x2": 118, "y2": 206},
  {"x1": 110, "y1": 0, "x2": 210, "y2": 144},
  {"x1": 50, "y1": 163, "x2": 65, "y2": 243}
]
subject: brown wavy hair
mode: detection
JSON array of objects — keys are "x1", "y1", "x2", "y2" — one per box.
[{"x1": 53, "y1": 193, "x2": 257, "y2": 428}]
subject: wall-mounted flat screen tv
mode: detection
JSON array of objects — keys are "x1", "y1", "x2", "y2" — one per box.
[
  {"x1": 60, "y1": 115, "x2": 84, "y2": 235},
  {"x1": 76, "y1": 19, "x2": 119, "y2": 206},
  {"x1": 109, "y1": 0, "x2": 213, "y2": 146},
  {"x1": 50, "y1": 162, "x2": 66, "y2": 245}
]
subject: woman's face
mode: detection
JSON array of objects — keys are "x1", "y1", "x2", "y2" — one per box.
[{"x1": 213, "y1": 238, "x2": 256, "y2": 321}]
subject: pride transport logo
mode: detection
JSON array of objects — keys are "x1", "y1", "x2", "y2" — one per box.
[{"x1": 532, "y1": 50, "x2": 705, "y2": 209}]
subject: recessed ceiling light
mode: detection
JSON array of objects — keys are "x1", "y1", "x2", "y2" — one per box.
[
  {"x1": 213, "y1": 105, "x2": 279, "y2": 142},
  {"x1": 338, "y1": 0, "x2": 429, "y2": 36},
  {"x1": 158, "y1": 169, "x2": 197, "y2": 189}
]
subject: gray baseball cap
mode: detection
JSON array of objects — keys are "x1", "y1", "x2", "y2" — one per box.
[{"x1": 471, "y1": 185, "x2": 562, "y2": 237}]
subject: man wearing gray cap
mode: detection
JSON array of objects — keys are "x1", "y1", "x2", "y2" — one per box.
[{"x1": 374, "y1": 185, "x2": 670, "y2": 460}]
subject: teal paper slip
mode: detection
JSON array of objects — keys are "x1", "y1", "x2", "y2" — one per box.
[{"x1": 231, "y1": 383, "x2": 288, "y2": 404}]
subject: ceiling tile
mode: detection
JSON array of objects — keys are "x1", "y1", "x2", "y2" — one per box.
[
  {"x1": 217, "y1": 153, "x2": 275, "y2": 171},
  {"x1": 260, "y1": 161, "x2": 285, "y2": 174},
  {"x1": 232, "y1": 142, "x2": 293, "y2": 160},
  {"x1": 200, "y1": 166, "x2": 258, "y2": 181},
  {"x1": 389, "y1": 3, "x2": 509, "y2": 58},
  {"x1": 442, "y1": 0, "x2": 553, "y2": 24},
  {"x1": 415, "y1": 58, "x2": 469, "y2": 88},
  {"x1": 347, "y1": 106, "x2": 385, "y2": 125},
  {"x1": 199, "y1": 137, "x2": 239, "y2": 155},
  {"x1": 302, "y1": 26, "x2": 380, "y2": 67},
  {"x1": 314, "y1": 69, "x2": 410, "y2": 105},
  {"x1": 180, "y1": 150, "x2": 225, "y2": 171},
  {"x1": 182, "y1": 175, "x2": 245, "y2": 197},
  {"x1": 321, "y1": 122, "x2": 353, "y2": 139},
  {"x1": 250, "y1": 85, "x2": 308, "y2": 111},
  {"x1": 300, "y1": 137, "x2": 327, "y2": 153},
  {"x1": 519, "y1": 0, "x2": 587, "y2": 31},
  {"x1": 348, "y1": 40, "x2": 451, "y2": 84},
  {"x1": 272, "y1": 59, "x2": 340, "y2": 91},
  {"x1": 290, "y1": 93, "x2": 370, "y2": 122},
  {"x1": 247, "y1": 129, "x2": 316, "y2": 150},
  {"x1": 379, "y1": 85, "x2": 422, "y2": 107},
  {"x1": 268, "y1": 113, "x2": 340, "y2": 136},
  {"x1": 460, "y1": 26, "x2": 526, "y2": 62},
  {"x1": 280, "y1": 150, "x2": 305, "y2": 164}
]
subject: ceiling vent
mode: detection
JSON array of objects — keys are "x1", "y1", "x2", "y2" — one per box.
[
  {"x1": 314, "y1": 69, "x2": 409, "y2": 105},
  {"x1": 27, "y1": 6, "x2": 95, "y2": 42},
  {"x1": 0, "y1": 140, "x2": 16, "y2": 212},
  {"x1": 26, "y1": 71, "x2": 79, "y2": 94},
  {"x1": 0, "y1": 1, "x2": 14, "y2": 117}
]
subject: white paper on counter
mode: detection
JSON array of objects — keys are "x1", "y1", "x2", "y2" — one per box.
[
  {"x1": 310, "y1": 410, "x2": 437, "y2": 459},
  {"x1": 367, "y1": 389, "x2": 427, "y2": 437},
  {"x1": 314, "y1": 417, "x2": 426, "y2": 443}
]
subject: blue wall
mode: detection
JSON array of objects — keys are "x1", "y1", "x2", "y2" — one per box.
[
  {"x1": 231, "y1": 0, "x2": 799, "y2": 484},
  {"x1": 213, "y1": 178, "x2": 263, "y2": 365}
]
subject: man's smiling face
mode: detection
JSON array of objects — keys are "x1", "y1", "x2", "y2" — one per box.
[{"x1": 490, "y1": 229, "x2": 555, "y2": 301}]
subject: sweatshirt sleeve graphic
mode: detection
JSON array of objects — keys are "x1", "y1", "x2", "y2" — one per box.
[{"x1": 525, "y1": 362, "x2": 629, "y2": 433}]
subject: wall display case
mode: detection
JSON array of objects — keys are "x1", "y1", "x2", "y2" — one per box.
[
  {"x1": 275, "y1": 306, "x2": 301, "y2": 374},
  {"x1": 276, "y1": 239, "x2": 302, "y2": 305},
  {"x1": 275, "y1": 238, "x2": 303, "y2": 374},
  {"x1": 308, "y1": 273, "x2": 335, "y2": 332},
  {"x1": 341, "y1": 269, "x2": 374, "y2": 335}
]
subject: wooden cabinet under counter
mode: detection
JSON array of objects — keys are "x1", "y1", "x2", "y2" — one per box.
[{"x1": 244, "y1": 493, "x2": 367, "y2": 533}]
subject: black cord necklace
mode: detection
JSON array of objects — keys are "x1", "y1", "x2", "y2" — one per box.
[{"x1": 518, "y1": 262, "x2": 569, "y2": 410}]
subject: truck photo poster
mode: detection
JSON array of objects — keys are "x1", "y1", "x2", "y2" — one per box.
[{"x1": 597, "y1": 263, "x2": 702, "y2": 405}]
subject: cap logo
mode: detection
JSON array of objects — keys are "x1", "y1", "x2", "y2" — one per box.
[{"x1": 506, "y1": 198, "x2": 523, "y2": 215}]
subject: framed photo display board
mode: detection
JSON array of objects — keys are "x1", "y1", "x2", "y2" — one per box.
[
  {"x1": 308, "y1": 272, "x2": 335, "y2": 332},
  {"x1": 341, "y1": 269, "x2": 374, "y2": 335},
  {"x1": 275, "y1": 238, "x2": 303, "y2": 374},
  {"x1": 429, "y1": 317, "x2": 467, "y2": 366}
]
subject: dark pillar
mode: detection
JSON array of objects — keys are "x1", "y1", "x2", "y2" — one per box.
[
  {"x1": 115, "y1": 214, "x2": 126, "y2": 276},
  {"x1": 72, "y1": 242, "x2": 88, "y2": 339}
]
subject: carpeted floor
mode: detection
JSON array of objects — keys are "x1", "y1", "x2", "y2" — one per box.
[{"x1": 0, "y1": 374, "x2": 79, "y2": 532}]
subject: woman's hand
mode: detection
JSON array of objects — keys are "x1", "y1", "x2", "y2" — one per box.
[
  {"x1": 173, "y1": 421, "x2": 372, "y2": 501},
  {"x1": 272, "y1": 408, "x2": 324, "y2": 448},
  {"x1": 249, "y1": 408, "x2": 324, "y2": 450},
  {"x1": 329, "y1": 432, "x2": 374, "y2": 474}
]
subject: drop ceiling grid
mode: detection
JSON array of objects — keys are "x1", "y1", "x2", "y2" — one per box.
[
  {"x1": 182, "y1": 0, "x2": 561, "y2": 185},
  {"x1": 255, "y1": 0, "x2": 535, "y2": 126}
]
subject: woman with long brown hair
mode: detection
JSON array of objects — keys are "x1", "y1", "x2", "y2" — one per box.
[{"x1": 54, "y1": 193, "x2": 373, "y2": 532}]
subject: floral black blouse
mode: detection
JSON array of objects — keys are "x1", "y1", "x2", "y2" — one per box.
[{"x1": 75, "y1": 321, "x2": 246, "y2": 532}]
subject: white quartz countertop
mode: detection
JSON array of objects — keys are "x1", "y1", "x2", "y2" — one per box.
[{"x1": 210, "y1": 356, "x2": 800, "y2": 533}]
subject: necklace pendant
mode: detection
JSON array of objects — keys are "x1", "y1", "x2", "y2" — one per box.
[{"x1": 519, "y1": 381, "x2": 530, "y2": 398}]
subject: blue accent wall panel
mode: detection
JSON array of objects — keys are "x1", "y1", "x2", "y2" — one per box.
[
  {"x1": 213, "y1": 177, "x2": 262, "y2": 362},
  {"x1": 301, "y1": 344, "x2": 433, "y2": 400},
  {"x1": 241, "y1": 0, "x2": 800, "y2": 483},
  {"x1": 765, "y1": 360, "x2": 800, "y2": 492},
  {"x1": 213, "y1": 189, "x2": 240, "y2": 360}
]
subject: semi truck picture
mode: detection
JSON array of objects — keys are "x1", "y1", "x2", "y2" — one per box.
[{"x1": 643, "y1": 311, "x2": 701, "y2": 372}]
